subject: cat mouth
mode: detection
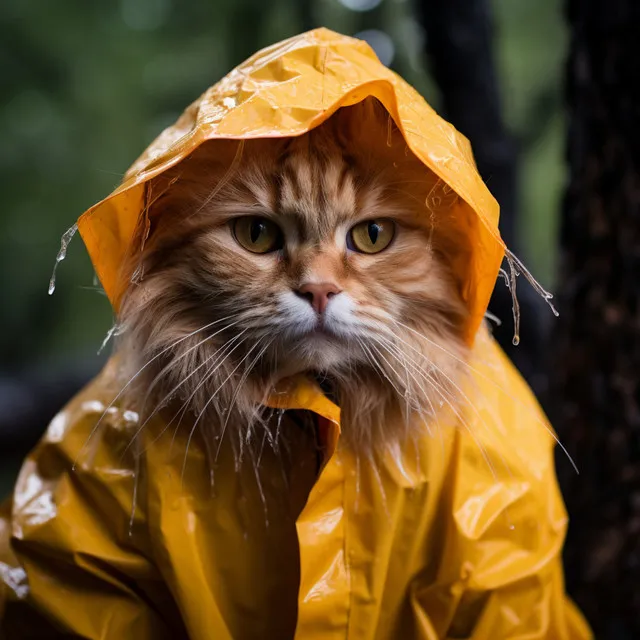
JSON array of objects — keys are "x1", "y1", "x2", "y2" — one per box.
[
  {"x1": 306, "y1": 326, "x2": 337, "y2": 341},
  {"x1": 310, "y1": 319, "x2": 331, "y2": 333},
  {"x1": 285, "y1": 314, "x2": 353, "y2": 348},
  {"x1": 307, "y1": 321, "x2": 344, "y2": 340},
  {"x1": 295, "y1": 323, "x2": 348, "y2": 353}
]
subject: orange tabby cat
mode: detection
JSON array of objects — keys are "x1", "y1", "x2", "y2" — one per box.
[{"x1": 117, "y1": 98, "x2": 467, "y2": 458}]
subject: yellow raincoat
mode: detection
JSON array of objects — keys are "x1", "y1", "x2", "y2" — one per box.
[{"x1": 0, "y1": 29, "x2": 591, "y2": 639}]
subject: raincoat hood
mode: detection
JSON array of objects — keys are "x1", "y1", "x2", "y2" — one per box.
[
  {"x1": 77, "y1": 27, "x2": 503, "y2": 343},
  {"x1": 1, "y1": 29, "x2": 591, "y2": 639}
]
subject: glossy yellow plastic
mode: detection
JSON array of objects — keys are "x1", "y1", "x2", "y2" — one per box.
[{"x1": 1, "y1": 29, "x2": 591, "y2": 638}]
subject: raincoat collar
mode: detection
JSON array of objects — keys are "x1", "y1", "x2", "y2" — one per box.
[{"x1": 267, "y1": 376, "x2": 341, "y2": 464}]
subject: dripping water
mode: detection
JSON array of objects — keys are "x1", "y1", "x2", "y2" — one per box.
[
  {"x1": 48, "y1": 223, "x2": 78, "y2": 295},
  {"x1": 499, "y1": 248, "x2": 560, "y2": 347},
  {"x1": 498, "y1": 266, "x2": 520, "y2": 346},
  {"x1": 505, "y1": 248, "x2": 559, "y2": 316},
  {"x1": 98, "y1": 323, "x2": 125, "y2": 355},
  {"x1": 273, "y1": 408, "x2": 285, "y2": 456}
]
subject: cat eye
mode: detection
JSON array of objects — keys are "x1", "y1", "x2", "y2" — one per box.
[
  {"x1": 232, "y1": 216, "x2": 283, "y2": 254},
  {"x1": 347, "y1": 219, "x2": 395, "y2": 254}
]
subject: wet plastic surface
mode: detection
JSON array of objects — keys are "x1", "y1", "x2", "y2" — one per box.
[{"x1": 1, "y1": 29, "x2": 591, "y2": 639}]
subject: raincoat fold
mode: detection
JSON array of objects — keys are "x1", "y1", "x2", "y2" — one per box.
[{"x1": 1, "y1": 28, "x2": 591, "y2": 639}]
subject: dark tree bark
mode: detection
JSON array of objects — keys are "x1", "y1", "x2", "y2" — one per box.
[
  {"x1": 548, "y1": 1, "x2": 640, "y2": 637},
  {"x1": 415, "y1": 0, "x2": 547, "y2": 388}
]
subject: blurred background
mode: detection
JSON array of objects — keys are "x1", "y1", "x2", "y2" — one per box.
[{"x1": 2, "y1": 0, "x2": 638, "y2": 636}]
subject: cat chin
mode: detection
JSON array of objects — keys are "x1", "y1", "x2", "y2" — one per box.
[{"x1": 272, "y1": 335, "x2": 356, "y2": 379}]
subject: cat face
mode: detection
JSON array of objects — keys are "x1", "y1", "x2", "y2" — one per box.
[{"x1": 118, "y1": 99, "x2": 468, "y2": 450}]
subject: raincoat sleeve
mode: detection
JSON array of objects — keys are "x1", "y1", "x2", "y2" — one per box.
[{"x1": 0, "y1": 374, "x2": 184, "y2": 640}]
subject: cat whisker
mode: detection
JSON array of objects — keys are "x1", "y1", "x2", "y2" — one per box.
[
  {"x1": 220, "y1": 338, "x2": 275, "y2": 472},
  {"x1": 168, "y1": 336, "x2": 254, "y2": 458},
  {"x1": 136, "y1": 319, "x2": 244, "y2": 418},
  {"x1": 372, "y1": 334, "x2": 510, "y2": 483},
  {"x1": 74, "y1": 314, "x2": 238, "y2": 469},
  {"x1": 181, "y1": 338, "x2": 271, "y2": 487},
  {"x1": 255, "y1": 411, "x2": 271, "y2": 469},
  {"x1": 378, "y1": 331, "x2": 414, "y2": 432},
  {"x1": 373, "y1": 336, "x2": 499, "y2": 482},
  {"x1": 126, "y1": 330, "x2": 250, "y2": 458},
  {"x1": 357, "y1": 338, "x2": 405, "y2": 402},
  {"x1": 367, "y1": 337, "x2": 437, "y2": 435},
  {"x1": 368, "y1": 334, "x2": 444, "y2": 454},
  {"x1": 388, "y1": 319, "x2": 578, "y2": 474},
  {"x1": 142, "y1": 340, "x2": 244, "y2": 493},
  {"x1": 366, "y1": 338, "x2": 427, "y2": 409},
  {"x1": 356, "y1": 337, "x2": 434, "y2": 453}
]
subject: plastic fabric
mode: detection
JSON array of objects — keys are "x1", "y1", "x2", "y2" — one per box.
[{"x1": 0, "y1": 29, "x2": 591, "y2": 639}]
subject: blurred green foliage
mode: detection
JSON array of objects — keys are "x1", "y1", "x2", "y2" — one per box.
[{"x1": 0, "y1": 0, "x2": 566, "y2": 372}]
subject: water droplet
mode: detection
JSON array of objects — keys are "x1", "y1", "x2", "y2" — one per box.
[
  {"x1": 499, "y1": 257, "x2": 521, "y2": 347},
  {"x1": 122, "y1": 410, "x2": 139, "y2": 423},
  {"x1": 501, "y1": 248, "x2": 560, "y2": 343},
  {"x1": 98, "y1": 323, "x2": 124, "y2": 355},
  {"x1": 48, "y1": 223, "x2": 78, "y2": 295}
]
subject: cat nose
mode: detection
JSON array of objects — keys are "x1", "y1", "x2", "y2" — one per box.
[{"x1": 295, "y1": 282, "x2": 342, "y2": 314}]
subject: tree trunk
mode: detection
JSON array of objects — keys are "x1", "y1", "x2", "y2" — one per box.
[{"x1": 549, "y1": 1, "x2": 640, "y2": 637}]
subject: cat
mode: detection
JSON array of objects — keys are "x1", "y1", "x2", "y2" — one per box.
[{"x1": 116, "y1": 97, "x2": 468, "y2": 461}]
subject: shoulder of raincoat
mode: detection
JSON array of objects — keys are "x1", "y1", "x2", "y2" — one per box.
[{"x1": 1, "y1": 28, "x2": 592, "y2": 639}]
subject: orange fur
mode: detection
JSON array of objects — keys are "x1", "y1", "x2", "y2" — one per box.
[{"x1": 116, "y1": 98, "x2": 469, "y2": 456}]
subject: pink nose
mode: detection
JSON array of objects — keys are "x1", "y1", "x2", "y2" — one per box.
[{"x1": 296, "y1": 282, "x2": 342, "y2": 314}]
